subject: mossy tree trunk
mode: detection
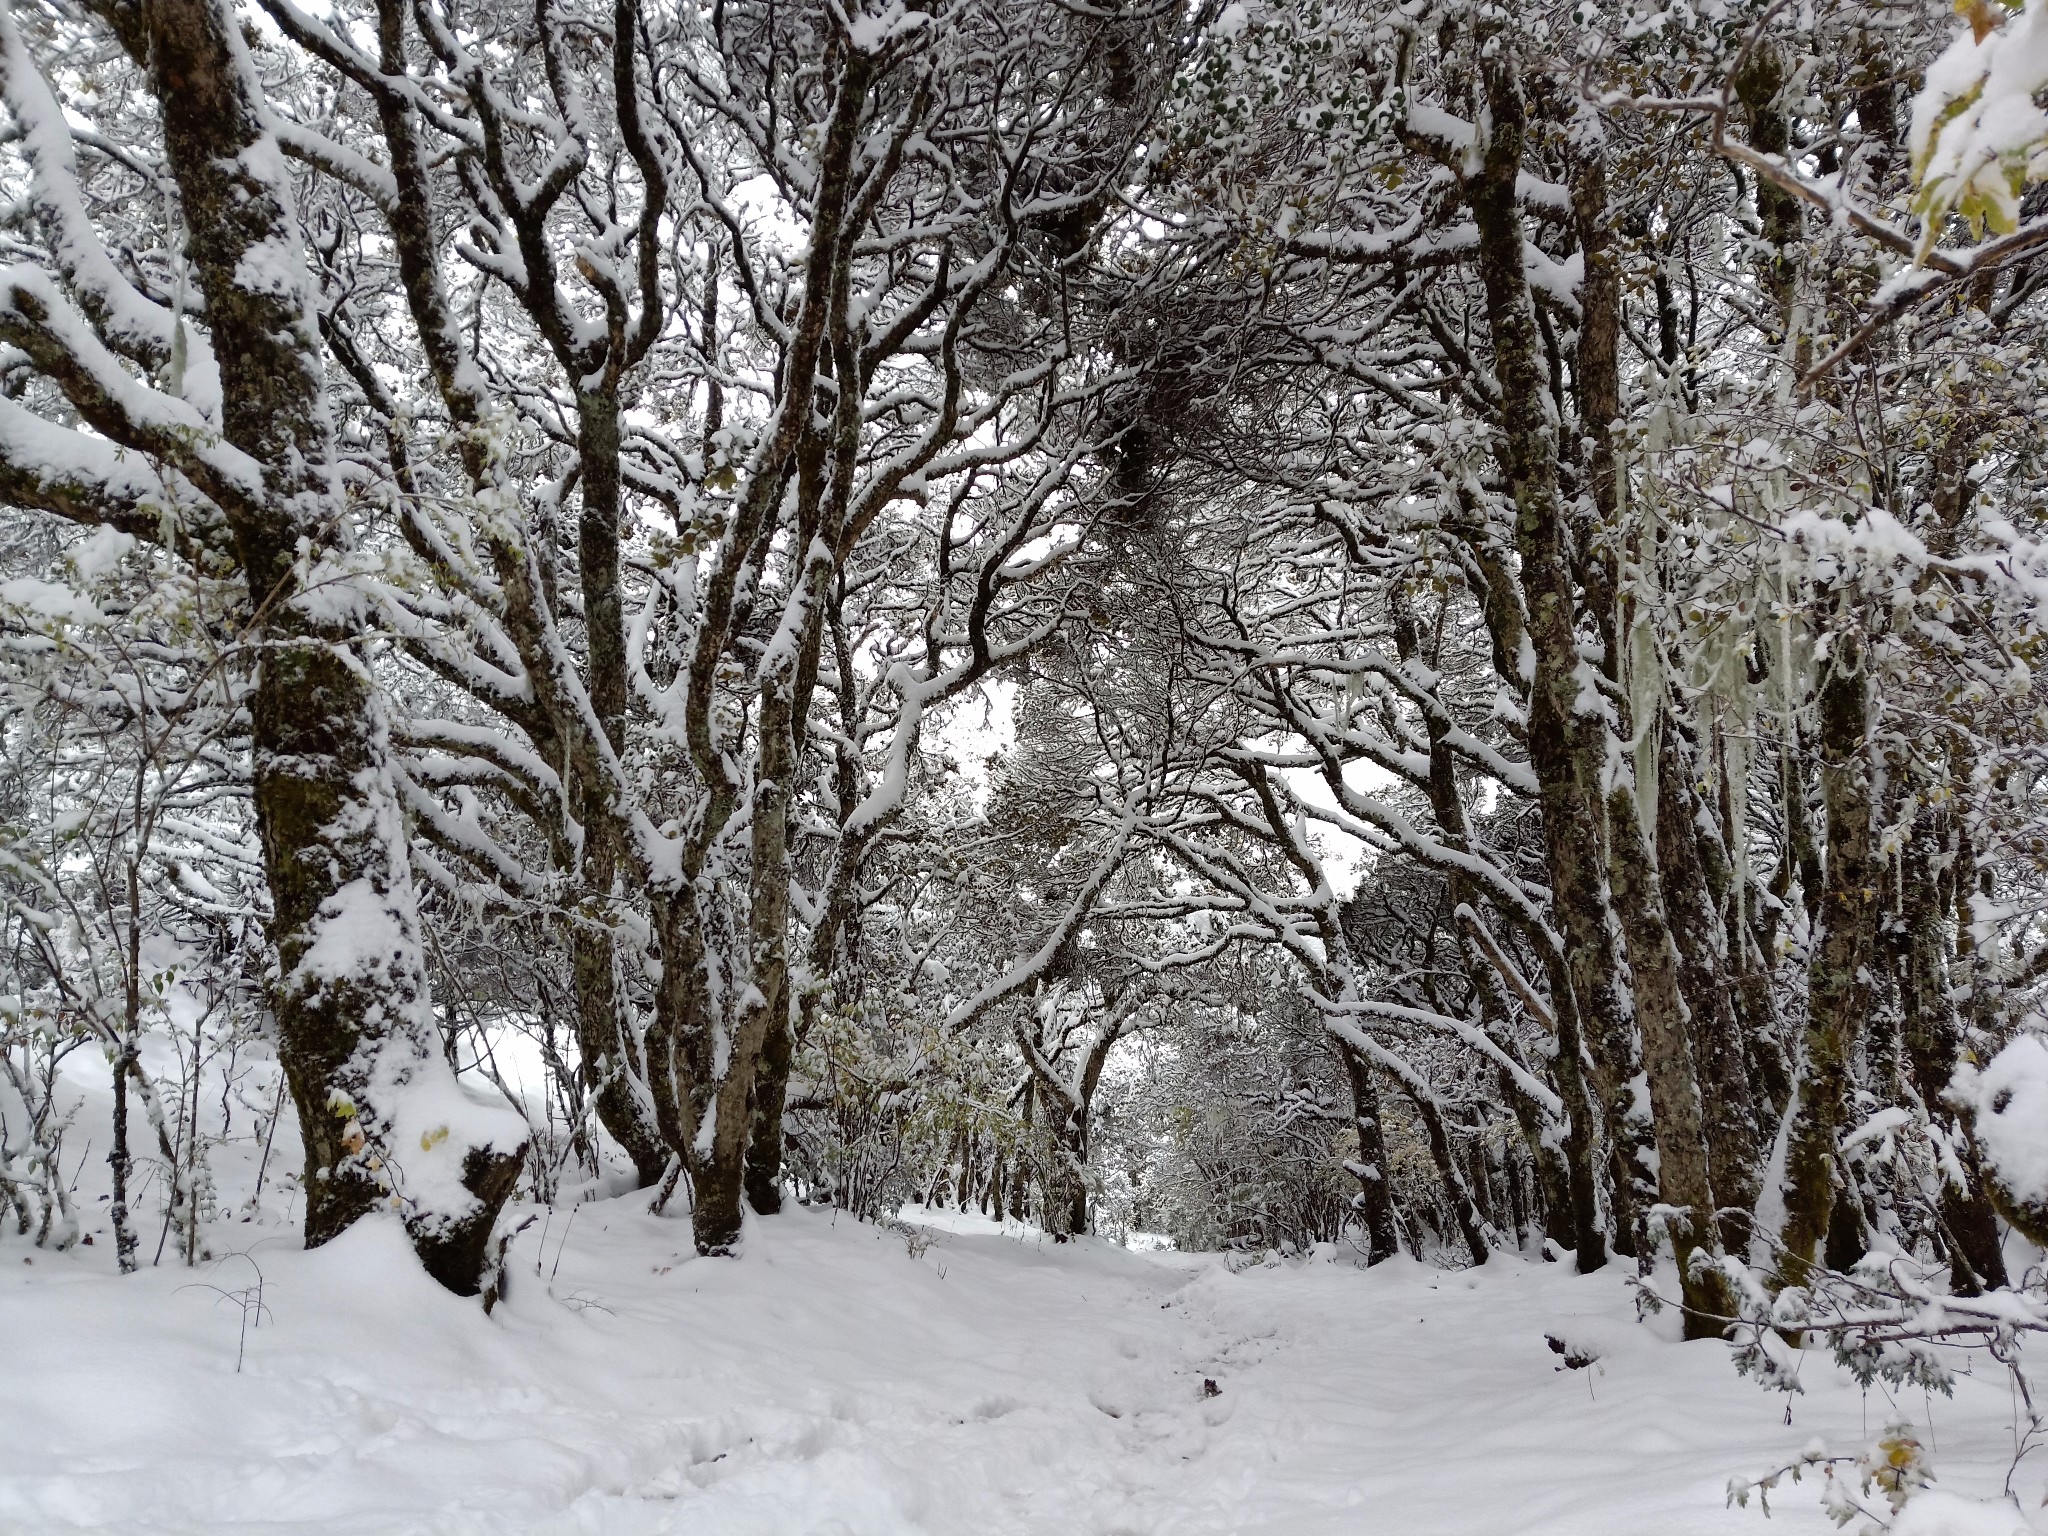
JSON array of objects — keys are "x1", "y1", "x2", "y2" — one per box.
[
  {"x1": 1605, "y1": 773, "x2": 1738, "y2": 1335},
  {"x1": 1898, "y1": 808, "x2": 2007, "y2": 1292},
  {"x1": 1773, "y1": 619, "x2": 1879, "y2": 1289},
  {"x1": 1459, "y1": 42, "x2": 1652, "y2": 1267},
  {"x1": 143, "y1": 0, "x2": 524, "y2": 1291},
  {"x1": 1656, "y1": 723, "x2": 1764, "y2": 1253}
]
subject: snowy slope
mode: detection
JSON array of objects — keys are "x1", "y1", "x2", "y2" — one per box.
[{"x1": 2, "y1": 1194, "x2": 2040, "y2": 1536}]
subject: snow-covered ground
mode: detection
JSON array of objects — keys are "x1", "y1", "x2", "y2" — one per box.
[{"x1": 4, "y1": 1190, "x2": 2041, "y2": 1535}]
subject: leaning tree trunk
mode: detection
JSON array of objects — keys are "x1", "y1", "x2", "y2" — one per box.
[
  {"x1": 1392, "y1": 585, "x2": 1591, "y2": 1258},
  {"x1": 144, "y1": 0, "x2": 525, "y2": 1292},
  {"x1": 1395, "y1": 1060, "x2": 1492, "y2": 1268}
]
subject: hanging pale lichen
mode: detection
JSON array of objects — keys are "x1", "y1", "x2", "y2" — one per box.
[
  {"x1": 1628, "y1": 613, "x2": 1663, "y2": 844},
  {"x1": 1623, "y1": 454, "x2": 1662, "y2": 845}
]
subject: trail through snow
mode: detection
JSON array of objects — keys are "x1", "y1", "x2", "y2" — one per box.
[{"x1": 1, "y1": 1199, "x2": 2038, "y2": 1534}]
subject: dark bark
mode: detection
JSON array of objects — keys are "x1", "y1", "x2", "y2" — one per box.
[
  {"x1": 1606, "y1": 776, "x2": 1737, "y2": 1335},
  {"x1": 1503, "y1": 1072, "x2": 1571, "y2": 1251},
  {"x1": 347, "y1": 0, "x2": 665, "y2": 1190},
  {"x1": 747, "y1": 600, "x2": 864, "y2": 1212},
  {"x1": 1733, "y1": 924, "x2": 1795, "y2": 1125},
  {"x1": 575, "y1": 387, "x2": 629, "y2": 758},
  {"x1": 1391, "y1": 1061, "x2": 1490, "y2": 1267},
  {"x1": 144, "y1": 0, "x2": 523, "y2": 1287},
  {"x1": 664, "y1": 48, "x2": 873, "y2": 1254},
  {"x1": 1782, "y1": 740, "x2": 1827, "y2": 918},
  {"x1": 1569, "y1": 120, "x2": 1623, "y2": 676},
  {"x1": 107, "y1": 1032, "x2": 138, "y2": 1273},
  {"x1": 1462, "y1": 906, "x2": 1606, "y2": 1264},
  {"x1": 1899, "y1": 811, "x2": 2008, "y2": 1292},
  {"x1": 1733, "y1": 43, "x2": 1801, "y2": 340},
  {"x1": 1463, "y1": 46, "x2": 1650, "y2": 1265},
  {"x1": 1719, "y1": 734, "x2": 1793, "y2": 1130},
  {"x1": 565, "y1": 383, "x2": 666, "y2": 1184},
  {"x1": 1774, "y1": 620, "x2": 1880, "y2": 1288},
  {"x1": 411, "y1": 1144, "x2": 529, "y2": 1294},
  {"x1": 1393, "y1": 587, "x2": 1592, "y2": 1256},
  {"x1": 1657, "y1": 724, "x2": 1763, "y2": 1250},
  {"x1": 1340, "y1": 1042, "x2": 1402, "y2": 1265},
  {"x1": 571, "y1": 929, "x2": 667, "y2": 1187},
  {"x1": 1016, "y1": 1001, "x2": 1131, "y2": 1240},
  {"x1": 743, "y1": 978, "x2": 795, "y2": 1216}
]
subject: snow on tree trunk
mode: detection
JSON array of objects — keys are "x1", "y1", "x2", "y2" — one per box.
[
  {"x1": 1464, "y1": 41, "x2": 1650, "y2": 1270},
  {"x1": 1773, "y1": 618, "x2": 1879, "y2": 1290},
  {"x1": 141, "y1": 0, "x2": 525, "y2": 1291}
]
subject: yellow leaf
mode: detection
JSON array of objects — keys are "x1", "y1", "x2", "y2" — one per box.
[{"x1": 420, "y1": 1124, "x2": 450, "y2": 1152}]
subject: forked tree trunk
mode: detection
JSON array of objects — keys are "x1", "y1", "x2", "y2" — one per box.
[
  {"x1": 335, "y1": 0, "x2": 663, "y2": 1195},
  {"x1": 1463, "y1": 44, "x2": 1651, "y2": 1265}
]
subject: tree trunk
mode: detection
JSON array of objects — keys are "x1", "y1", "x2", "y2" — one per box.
[
  {"x1": 1774, "y1": 620, "x2": 1879, "y2": 1289},
  {"x1": 1899, "y1": 809, "x2": 2007, "y2": 1292},
  {"x1": 1733, "y1": 41, "x2": 1802, "y2": 342},
  {"x1": 568, "y1": 924, "x2": 665, "y2": 1186},
  {"x1": 1393, "y1": 585, "x2": 1593, "y2": 1259},
  {"x1": 1464, "y1": 47, "x2": 1650, "y2": 1264},
  {"x1": 1340, "y1": 1042, "x2": 1402, "y2": 1265},
  {"x1": 1398, "y1": 1069, "x2": 1490, "y2": 1268},
  {"x1": 1607, "y1": 773, "x2": 1737, "y2": 1335},
  {"x1": 145, "y1": 0, "x2": 524, "y2": 1291},
  {"x1": 743, "y1": 986, "x2": 795, "y2": 1216},
  {"x1": 358, "y1": 1, "x2": 654, "y2": 1206},
  {"x1": 108, "y1": 1033, "x2": 138, "y2": 1273},
  {"x1": 1656, "y1": 723, "x2": 1764, "y2": 1250}
]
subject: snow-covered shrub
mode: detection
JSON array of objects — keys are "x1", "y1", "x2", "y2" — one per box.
[
  {"x1": 0, "y1": 516, "x2": 276, "y2": 1268},
  {"x1": 0, "y1": 995, "x2": 82, "y2": 1248},
  {"x1": 783, "y1": 995, "x2": 1028, "y2": 1224}
]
